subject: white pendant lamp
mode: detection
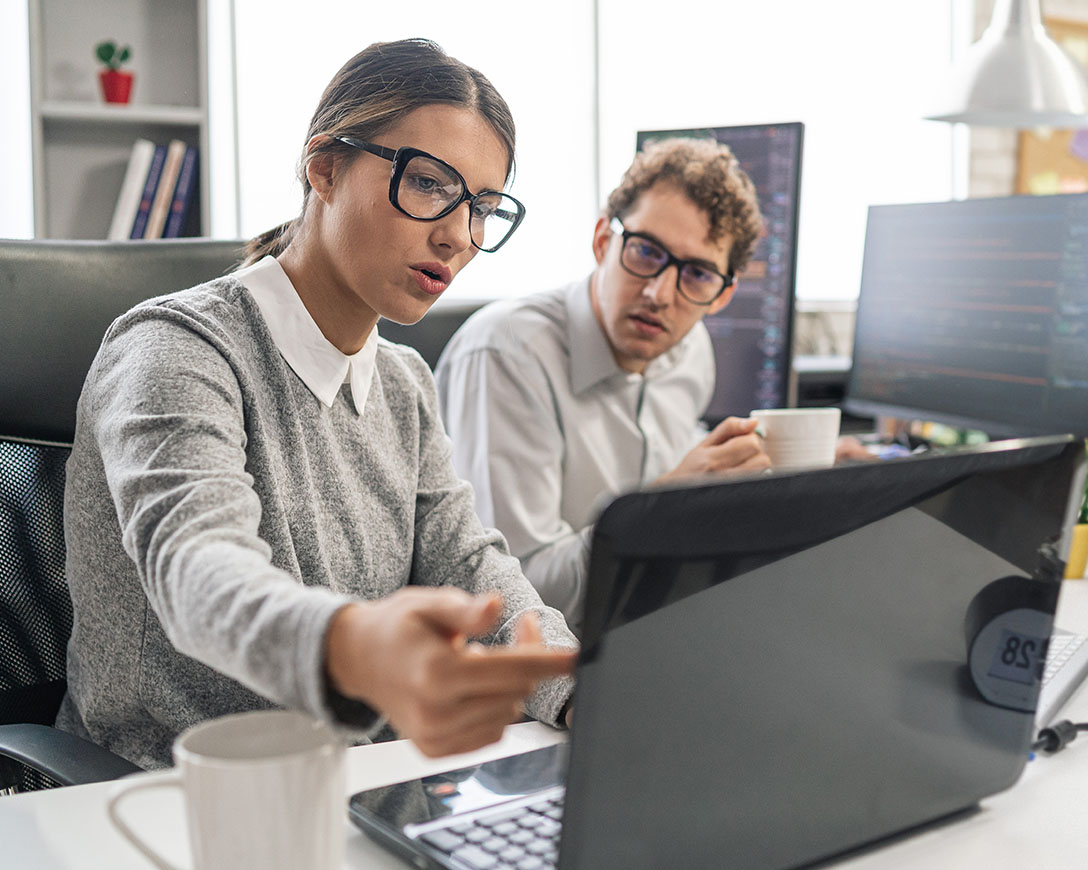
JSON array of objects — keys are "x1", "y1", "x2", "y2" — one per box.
[{"x1": 927, "y1": 0, "x2": 1088, "y2": 127}]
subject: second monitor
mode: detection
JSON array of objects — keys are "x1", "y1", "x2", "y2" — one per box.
[
  {"x1": 846, "y1": 192, "x2": 1088, "y2": 438},
  {"x1": 636, "y1": 122, "x2": 803, "y2": 425}
]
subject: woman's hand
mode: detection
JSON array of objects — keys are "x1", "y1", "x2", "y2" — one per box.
[{"x1": 324, "y1": 587, "x2": 576, "y2": 757}]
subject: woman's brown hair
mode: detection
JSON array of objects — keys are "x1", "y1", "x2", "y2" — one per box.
[{"x1": 243, "y1": 38, "x2": 516, "y2": 265}]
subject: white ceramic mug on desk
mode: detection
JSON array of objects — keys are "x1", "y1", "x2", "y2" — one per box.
[
  {"x1": 751, "y1": 407, "x2": 841, "y2": 471},
  {"x1": 107, "y1": 709, "x2": 345, "y2": 870}
]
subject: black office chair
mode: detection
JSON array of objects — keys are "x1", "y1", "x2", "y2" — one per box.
[
  {"x1": 0, "y1": 238, "x2": 244, "y2": 793},
  {"x1": 378, "y1": 299, "x2": 487, "y2": 370}
]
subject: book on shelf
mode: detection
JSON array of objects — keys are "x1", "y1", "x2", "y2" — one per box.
[
  {"x1": 144, "y1": 139, "x2": 189, "y2": 239},
  {"x1": 129, "y1": 143, "x2": 168, "y2": 240},
  {"x1": 163, "y1": 145, "x2": 199, "y2": 238},
  {"x1": 108, "y1": 138, "x2": 156, "y2": 241}
]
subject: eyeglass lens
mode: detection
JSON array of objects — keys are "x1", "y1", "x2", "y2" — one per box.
[
  {"x1": 620, "y1": 236, "x2": 726, "y2": 303},
  {"x1": 397, "y1": 153, "x2": 520, "y2": 251}
]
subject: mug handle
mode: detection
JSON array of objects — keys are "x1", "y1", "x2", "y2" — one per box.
[{"x1": 107, "y1": 774, "x2": 188, "y2": 870}]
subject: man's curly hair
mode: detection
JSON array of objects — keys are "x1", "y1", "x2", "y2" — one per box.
[{"x1": 605, "y1": 137, "x2": 764, "y2": 276}]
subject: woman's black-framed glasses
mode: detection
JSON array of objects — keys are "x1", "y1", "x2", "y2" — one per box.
[
  {"x1": 335, "y1": 137, "x2": 526, "y2": 252},
  {"x1": 610, "y1": 218, "x2": 734, "y2": 305}
]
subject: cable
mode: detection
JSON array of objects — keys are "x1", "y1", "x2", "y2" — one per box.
[{"x1": 1031, "y1": 719, "x2": 1088, "y2": 754}]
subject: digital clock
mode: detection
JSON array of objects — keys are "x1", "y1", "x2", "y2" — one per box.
[{"x1": 965, "y1": 575, "x2": 1059, "y2": 712}]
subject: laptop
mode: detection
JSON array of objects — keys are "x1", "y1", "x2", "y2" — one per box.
[{"x1": 349, "y1": 435, "x2": 1086, "y2": 870}]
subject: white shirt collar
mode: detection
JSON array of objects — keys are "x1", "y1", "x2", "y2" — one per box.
[
  {"x1": 567, "y1": 275, "x2": 701, "y2": 395},
  {"x1": 234, "y1": 256, "x2": 378, "y2": 413}
]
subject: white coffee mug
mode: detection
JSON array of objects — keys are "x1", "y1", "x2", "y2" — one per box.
[
  {"x1": 751, "y1": 407, "x2": 841, "y2": 471},
  {"x1": 107, "y1": 709, "x2": 346, "y2": 870}
]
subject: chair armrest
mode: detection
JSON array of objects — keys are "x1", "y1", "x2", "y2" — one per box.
[{"x1": 0, "y1": 723, "x2": 142, "y2": 787}]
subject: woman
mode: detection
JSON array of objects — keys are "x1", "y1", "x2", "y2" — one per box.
[{"x1": 56, "y1": 38, "x2": 577, "y2": 770}]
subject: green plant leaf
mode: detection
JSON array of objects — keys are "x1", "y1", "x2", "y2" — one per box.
[
  {"x1": 94, "y1": 40, "x2": 130, "y2": 70},
  {"x1": 95, "y1": 41, "x2": 116, "y2": 66}
]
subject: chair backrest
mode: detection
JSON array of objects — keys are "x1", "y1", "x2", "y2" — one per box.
[
  {"x1": 0, "y1": 239, "x2": 244, "y2": 790},
  {"x1": 0, "y1": 238, "x2": 246, "y2": 443},
  {"x1": 378, "y1": 299, "x2": 487, "y2": 370},
  {"x1": 0, "y1": 437, "x2": 71, "y2": 729},
  {"x1": 0, "y1": 436, "x2": 71, "y2": 793}
]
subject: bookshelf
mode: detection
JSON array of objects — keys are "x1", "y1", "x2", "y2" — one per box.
[{"x1": 28, "y1": 0, "x2": 210, "y2": 239}]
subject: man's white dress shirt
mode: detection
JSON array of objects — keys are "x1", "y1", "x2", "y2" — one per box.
[{"x1": 435, "y1": 277, "x2": 714, "y2": 630}]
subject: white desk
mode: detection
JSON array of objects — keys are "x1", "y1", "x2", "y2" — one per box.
[{"x1": 5, "y1": 581, "x2": 1088, "y2": 870}]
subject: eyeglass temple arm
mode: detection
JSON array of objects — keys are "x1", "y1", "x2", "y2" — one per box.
[{"x1": 334, "y1": 137, "x2": 396, "y2": 161}]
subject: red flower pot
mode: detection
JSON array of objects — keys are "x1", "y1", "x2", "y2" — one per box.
[{"x1": 99, "y1": 69, "x2": 134, "y2": 104}]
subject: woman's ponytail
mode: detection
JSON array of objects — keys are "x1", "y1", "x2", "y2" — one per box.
[{"x1": 241, "y1": 220, "x2": 295, "y2": 266}]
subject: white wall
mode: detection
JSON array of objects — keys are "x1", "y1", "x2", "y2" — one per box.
[
  {"x1": 207, "y1": 0, "x2": 240, "y2": 238},
  {"x1": 230, "y1": 0, "x2": 598, "y2": 298},
  {"x1": 597, "y1": 0, "x2": 959, "y2": 301},
  {"x1": 228, "y1": 0, "x2": 959, "y2": 302},
  {"x1": 0, "y1": 2, "x2": 34, "y2": 239},
  {"x1": 6, "y1": 1, "x2": 966, "y2": 303}
]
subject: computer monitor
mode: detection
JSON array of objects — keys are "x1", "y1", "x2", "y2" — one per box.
[
  {"x1": 846, "y1": 193, "x2": 1088, "y2": 438},
  {"x1": 636, "y1": 123, "x2": 803, "y2": 424}
]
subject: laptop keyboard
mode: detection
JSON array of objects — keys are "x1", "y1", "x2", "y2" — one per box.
[
  {"x1": 1037, "y1": 627, "x2": 1088, "y2": 726},
  {"x1": 417, "y1": 792, "x2": 565, "y2": 870}
]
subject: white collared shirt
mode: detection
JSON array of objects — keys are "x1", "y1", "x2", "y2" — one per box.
[
  {"x1": 233, "y1": 256, "x2": 378, "y2": 412},
  {"x1": 435, "y1": 276, "x2": 714, "y2": 630}
]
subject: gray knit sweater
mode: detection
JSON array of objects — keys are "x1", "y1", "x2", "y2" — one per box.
[{"x1": 55, "y1": 277, "x2": 577, "y2": 769}]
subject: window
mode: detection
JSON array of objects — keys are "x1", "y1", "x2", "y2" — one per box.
[
  {"x1": 597, "y1": 0, "x2": 959, "y2": 301},
  {"x1": 225, "y1": 0, "x2": 960, "y2": 302},
  {"x1": 229, "y1": 0, "x2": 597, "y2": 297}
]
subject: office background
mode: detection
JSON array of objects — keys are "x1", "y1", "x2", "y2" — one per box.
[{"x1": 2, "y1": 0, "x2": 1087, "y2": 352}]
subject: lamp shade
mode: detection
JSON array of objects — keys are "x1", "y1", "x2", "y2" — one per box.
[{"x1": 926, "y1": 0, "x2": 1088, "y2": 127}]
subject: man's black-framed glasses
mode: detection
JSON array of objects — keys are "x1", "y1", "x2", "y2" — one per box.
[
  {"x1": 610, "y1": 218, "x2": 734, "y2": 305},
  {"x1": 335, "y1": 137, "x2": 526, "y2": 252}
]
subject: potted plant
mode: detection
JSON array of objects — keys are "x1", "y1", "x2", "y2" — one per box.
[{"x1": 95, "y1": 40, "x2": 133, "y2": 104}]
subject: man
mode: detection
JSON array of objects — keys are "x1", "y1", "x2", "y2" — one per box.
[{"x1": 435, "y1": 138, "x2": 771, "y2": 632}]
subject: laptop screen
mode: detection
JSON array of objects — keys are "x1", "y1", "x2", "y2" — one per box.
[{"x1": 561, "y1": 435, "x2": 1084, "y2": 869}]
